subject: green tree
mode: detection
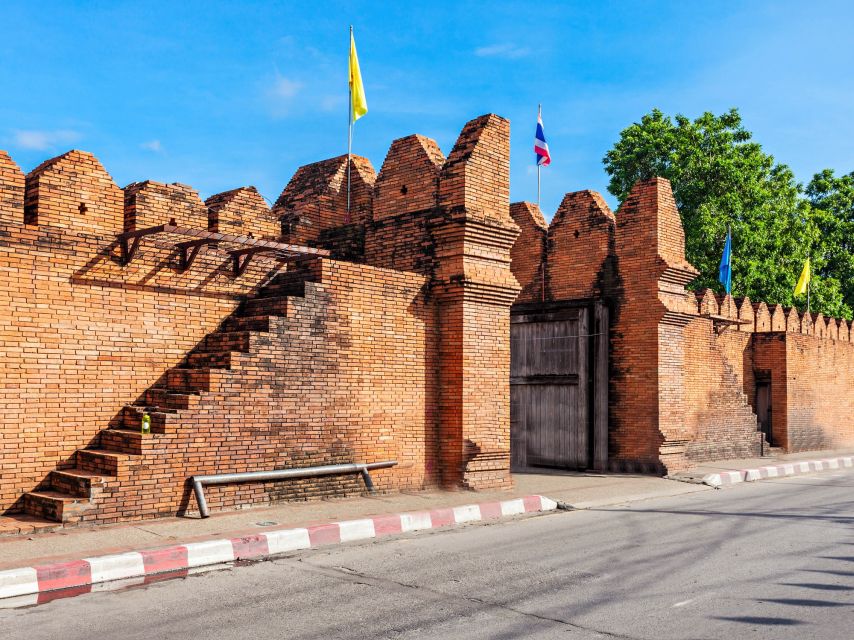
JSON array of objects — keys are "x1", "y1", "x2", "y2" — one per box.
[
  {"x1": 602, "y1": 108, "x2": 848, "y2": 318},
  {"x1": 806, "y1": 169, "x2": 854, "y2": 319}
]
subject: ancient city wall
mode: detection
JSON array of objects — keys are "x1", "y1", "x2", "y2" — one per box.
[
  {"x1": 510, "y1": 177, "x2": 854, "y2": 472},
  {"x1": 0, "y1": 114, "x2": 520, "y2": 522}
]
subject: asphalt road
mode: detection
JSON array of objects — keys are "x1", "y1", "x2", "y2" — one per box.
[{"x1": 3, "y1": 469, "x2": 853, "y2": 640}]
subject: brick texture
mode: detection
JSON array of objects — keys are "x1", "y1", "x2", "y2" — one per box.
[
  {"x1": 0, "y1": 113, "x2": 521, "y2": 524},
  {"x1": 510, "y1": 176, "x2": 854, "y2": 474}
]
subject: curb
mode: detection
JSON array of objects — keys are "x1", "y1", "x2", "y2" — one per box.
[
  {"x1": 702, "y1": 455, "x2": 854, "y2": 488},
  {"x1": 0, "y1": 495, "x2": 558, "y2": 604}
]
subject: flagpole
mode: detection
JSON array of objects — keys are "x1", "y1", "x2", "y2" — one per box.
[
  {"x1": 807, "y1": 276, "x2": 811, "y2": 314},
  {"x1": 537, "y1": 104, "x2": 542, "y2": 207},
  {"x1": 346, "y1": 25, "x2": 353, "y2": 222},
  {"x1": 727, "y1": 224, "x2": 731, "y2": 294}
]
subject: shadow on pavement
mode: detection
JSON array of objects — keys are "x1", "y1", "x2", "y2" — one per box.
[
  {"x1": 713, "y1": 616, "x2": 804, "y2": 625},
  {"x1": 779, "y1": 582, "x2": 854, "y2": 591}
]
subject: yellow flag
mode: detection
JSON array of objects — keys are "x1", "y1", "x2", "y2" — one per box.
[
  {"x1": 349, "y1": 30, "x2": 368, "y2": 122},
  {"x1": 794, "y1": 257, "x2": 811, "y2": 296}
]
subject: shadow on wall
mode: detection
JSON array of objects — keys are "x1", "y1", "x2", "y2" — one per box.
[
  {"x1": 69, "y1": 237, "x2": 289, "y2": 301},
  {"x1": 408, "y1": 282, "x2": 441, "y2": 485}
]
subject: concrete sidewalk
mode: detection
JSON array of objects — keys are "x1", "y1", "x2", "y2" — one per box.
[
  {"x1": 4, "y1": 446, "x2": 852, "y2": 573},
  {"x1": 669, "y1": 447, "x2": 854, "y2": 484},
  {"x1": 0, "y1": 472, "x2": 706, "y2": 571}
]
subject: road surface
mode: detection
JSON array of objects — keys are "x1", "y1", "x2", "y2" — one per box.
[{"x1": 3, "y1": 469, "x2": 853, "y2": 639}]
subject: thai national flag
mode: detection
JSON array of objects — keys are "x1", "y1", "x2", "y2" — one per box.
[{"x1": 534, "y1": 109, "x2": 551, "y2": 166}]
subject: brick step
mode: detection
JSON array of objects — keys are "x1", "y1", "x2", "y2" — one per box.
[
  {"x1": 239, "y1": 296, "x2": 291, "y2": 318},
  {"x1": 141, "y1": 388, "x2": 200, "y2": 411},
  {"x1": 0, "y1": 514, "x2": 61, "y2": 536},
  {"x1": 186, "y1": 350, "x2": 238, "y2": 369},
  {"x1": 121, "y1": 406, "x2": 177, "y2": 433},
  {"x1": 22, "y1": 490, "x2": 92, "y2": 523},
  {"x1": 196, "y1": 331, "x2": 259, "y2": 354},
  {"x1": 221, "y1": 314, "x2": 276, "y2": 333},
  {"x1": 76, "y1": 448, "x2": 140, "y2": 476},
  {"x1": 100, "y1": 427, "x2": 162, "y2": 455},
  {"x1": 47, "y1": 469, "x2": 106, "y2": 498},
  {"x1": 165, "y1": 367, "x2": 230, "y2": 393},
  {"x1": 255, "y1": 278, "x2": 308, "y2": 299}
]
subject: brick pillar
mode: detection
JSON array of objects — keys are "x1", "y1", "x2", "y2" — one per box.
[
  {"x1": 612, "y1": 178, "x2": 700, "y2": 473},
  {"x1": 429, "y1": 114, "x2": 520, "y2": 489}
]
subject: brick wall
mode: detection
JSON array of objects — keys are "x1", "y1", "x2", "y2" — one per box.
[
  {"x1": 509, "y1": 202, "x2": 546, "y2": 303},
  {"x1": 0, "y1": 113, "x2": 521, "y2": 523},
  {"x1": 274, "y1": 155, "x2": 375, "y2": 245},
  {"x1": 0, "y1": 150, "x2": 275, "y2": 514},
  {"x1": 0, "y1": 147, "x2": 436, "y2": 519},
  {"x1": 752, "y1": 330, "x2": 854, "y2": 452},
  {"x1": 510, "y1": 175, "x2": 853, "y2": 473}
]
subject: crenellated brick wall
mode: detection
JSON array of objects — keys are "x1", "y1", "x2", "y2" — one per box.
[
  {"x1": 0, "y1": 114, "x2": 520, "y2": 524},
  {"x1": 2, "y1": 111, "x2": 851, "y2": 525},
  {"x1": 510, "y1": 177, "x2": 854, "y2": 473}
]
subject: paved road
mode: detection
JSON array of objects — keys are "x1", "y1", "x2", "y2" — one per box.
[{"x1": 4, "y1": 469, "x2": 853, "y2": 639}]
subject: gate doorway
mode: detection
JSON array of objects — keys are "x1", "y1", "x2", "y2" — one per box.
[
  {"x1": 755, "y1": 379, "x2": 772, "y2": 445},
  {"x1": 510, "y1": 302, "x2": 608, "y2": 471}
]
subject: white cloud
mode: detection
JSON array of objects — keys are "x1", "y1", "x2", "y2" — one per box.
[
  {"x1": 265, "y1": 73, "x2": 304, "y2": 117},
  {"x1": 271, "y1": 74, "x2": 303, "y2": 100},
  {"x1": 320, "y1": 95, "x2": 345, "y2": 112},
  {"x1": 474, "y1": 43, "x2": 531, "y2": 59},
  {"x1": 12, "y1": 129, "x2": 81, "y2": 151},
  {"x1": 140, "y1": 139, "x2": 163, "y2": 152}
]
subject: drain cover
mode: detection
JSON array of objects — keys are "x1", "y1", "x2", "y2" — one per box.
[{"x1": 255, "y1": 521, "x2": 278, "y2": 527}]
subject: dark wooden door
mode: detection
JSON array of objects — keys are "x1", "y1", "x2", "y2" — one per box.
[
  {"x1": 755, "y1": 381, "x2": 772, "y2": 444},
  {"x1": 511, "y1": 308, "x2": 590, "y2": 469}
]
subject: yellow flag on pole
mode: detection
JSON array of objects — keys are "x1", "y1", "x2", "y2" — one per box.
[
  {"x1": 349, "y1": 30, "x2": 368, "y2": 122},
  {"x1": 794, "y1": 257, "x2": 811, "y2": 296}
]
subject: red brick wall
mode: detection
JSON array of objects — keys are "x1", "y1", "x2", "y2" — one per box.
[
  {"x1": 510, "y1": 191, "x2": 616, "y2": 306},
  {"x1": 274, "y1": 155, "x2": 376, "y2": 245},
  {"x1": 546, "y1": 191, "x2": 616, "y2": 302},
  {"x1": 124, "y1": 180, "x2": 209, "y2": 231},
  {"x1": 752, "y1": 332, "x2": 854, "y2": 452},
  {"x1": 509, "y1": 202, "x2": 546, "y2": 304},
  {"x1": 1, "y1": 113, "x2": 521, "y2": 521},
  {"x1": 0, "y1": 151, "x2": 277, "y2": 513},
  {"x1": 509, "y1": 170, "x2": 854, "y2": 472},
  {"x1": 0, "y1": 149, "x2": 438, "y2": 518},
  {"x1": 682, "y1": 317, "x2": 761, "y2": 462},
  {"x1": 374, "y1": 135, "x2": 444, "y2": 221},
  {"x1": 206, "y1": 186, "x2": 280, "y2": 238}
]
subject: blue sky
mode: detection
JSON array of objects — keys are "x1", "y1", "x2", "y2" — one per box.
[{"x1": 1, "y1": 1, "x2": 852, "y2": 217}]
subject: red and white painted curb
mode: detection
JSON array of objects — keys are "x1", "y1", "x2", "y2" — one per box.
[
  {"x1": 0, "y1": 495, "x2": 558, "y2": 605},
  {"x1": 702, "y1": 455, "x2": 854, "y2": 488}
]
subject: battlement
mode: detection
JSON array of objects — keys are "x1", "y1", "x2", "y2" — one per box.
[
  {"x1": 691, "y1": 291, "x2": 852, "y2": 341},
  {"x1": 0, "y1": 113, "x2": 526, "y2": 520}
]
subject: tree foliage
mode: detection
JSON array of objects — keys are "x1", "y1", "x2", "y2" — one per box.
[
  {"x1": 602, "y1": 108, "x2": 851, "y2": 319},
  {"x1": 806, "y1": 170, "x2": 854, "y2": 319}
]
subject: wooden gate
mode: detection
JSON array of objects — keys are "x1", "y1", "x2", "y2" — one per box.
[{"x1": 510, "y1": 303, "x2": 608, "y2": 471}]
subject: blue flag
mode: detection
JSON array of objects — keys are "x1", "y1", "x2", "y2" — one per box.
[{"x1": 718, "y1": 229, "x2": 732, "y2": 294}]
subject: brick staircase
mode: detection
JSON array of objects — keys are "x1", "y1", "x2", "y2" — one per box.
[
  {"x1": 20, "y1": 266, "x2": 316, "y2": 524},
  {"x1": 685, "y1": 342, "x2": 767, "y2": 462}
]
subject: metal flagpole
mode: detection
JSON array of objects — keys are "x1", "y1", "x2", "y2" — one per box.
[
  {"x1": 807, "y1": 253, "x2": 811, "y2": 313},
  {"x1": 537, "y1": 104, "x2": 541, "y2": 207},
  {"x1": 346, "y1": 25, "x2": 353, "y2": 222},
  {"x1": 807, "y1": 277, "x2": 811, "y2": 314}
]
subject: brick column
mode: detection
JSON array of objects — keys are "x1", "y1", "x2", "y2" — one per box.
[
  {"x1": 611, "y1": 178, "x2": 700, "y2": 473},
  {"x1": 429, "y1": 115, "x2": 520, "y2": 489}
]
